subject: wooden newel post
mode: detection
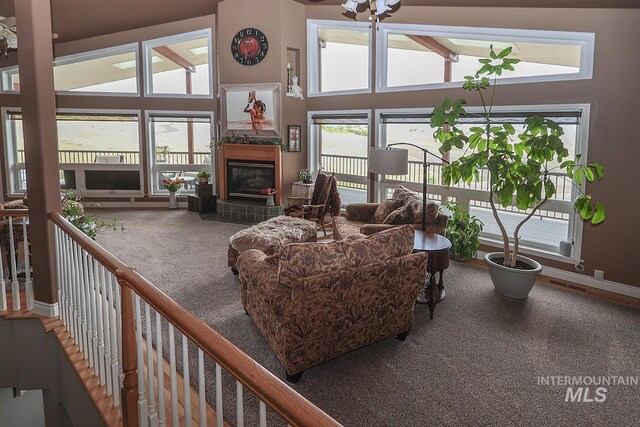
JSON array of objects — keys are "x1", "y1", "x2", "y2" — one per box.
[{"x1": 119, "y1": 275, "x2": 139, "y2": 427}]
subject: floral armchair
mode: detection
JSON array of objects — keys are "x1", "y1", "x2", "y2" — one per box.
[{"x1": 237, "y1": 225, "x2": 427, "y2": 382}]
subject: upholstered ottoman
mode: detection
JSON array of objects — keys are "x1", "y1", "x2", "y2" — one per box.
[{"x1": 228, "y1": 216, "x2": 317, "y2": 274}]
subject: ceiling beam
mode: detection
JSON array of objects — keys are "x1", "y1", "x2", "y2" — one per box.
[
  {"x1": 407, "y1": 35, "x2": 458, "y2": 61},
  {"x1": 152, "y1": 45, "x2": 195, "y2": 72}
]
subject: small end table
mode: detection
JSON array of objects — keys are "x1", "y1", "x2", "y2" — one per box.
[{"x1": 413, "y1": 230, "x2": 451, "y2": 319}]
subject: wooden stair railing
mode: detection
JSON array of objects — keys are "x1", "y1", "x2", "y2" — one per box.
[{"x1": 48, "y1": 211, "x2": 341, "y2": 427}]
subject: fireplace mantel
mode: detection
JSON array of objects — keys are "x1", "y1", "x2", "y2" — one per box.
[{"x1": 217, "y1": 144, "x2": 283, "y2": 204}]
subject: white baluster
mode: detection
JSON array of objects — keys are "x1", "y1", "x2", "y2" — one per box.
[
  {"x1": 156, "y1": 313, "x2": 166, "y2": 427},
  {"x1": 107, "y1": 272, "x2": 121, "y2": 407},
  {"x1": 8, "y1": 217, "x2": 20, "y2": 310},
  {"x1": 259, "y1": 400, "x2": 267, "y2": 427},
  {"x1": 93, "y1": 259, "x2": 106, "y2": 386},
  {"x1": 0, "y1": 217, "x2": 6, "y2": 312},
  {"x1": 100, "y1": 265, "x2": 112, "y2": 396},
  {"x1": 83, "y1": 251, "x2": 95, "y2": 368},
  {"x1": 134, "y1": 294, "x2": 149, "y2": 427},
  {"x1": 58, "y1": 229, "x2": 68, "y2": 328},
  {"x1": 22, "y1": 219, "x2": 33, "y2": 310},
  {"x1": 216, "y1": 363, "x2": 223, "y2": 427},
  {"x1": 169, "y1": 325, "x2": 179, "y2": 427},
  {"x1": 236, "y1": 381, "x2": 244, "y2": 427},
  {"x1": 145, "y1": 302, "x2": 158, "y2": 426},
  {"x1": 69, "y1": 238, "x2": 79, "y2": 341},
  {"x1": 115, "y1": 283, "x2": 123, "y2": 379},
  {"x1": 69, "y1": 236, "x2": 79, "y2": 340},
  {"x1": 55, "y1": 227, "x2": 62, "y2": 321},
  {"x1": 183, "y1": 334, "x2": 192, "y2": 427},
  {"x1": 198, "y1": 349, "x2": 206, "y2": 427},
  {"x1": 77, "y1": 244, "x2": 88, "y2": 356}
]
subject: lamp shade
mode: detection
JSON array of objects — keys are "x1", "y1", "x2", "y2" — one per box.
[{"x1": 369, "y1": 147, "x2": 408, "y2": 175}]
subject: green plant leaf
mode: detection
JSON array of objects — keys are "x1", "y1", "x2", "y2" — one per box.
[{"x1": 592, "y1": 202, "x2": 606, "y2": 224}]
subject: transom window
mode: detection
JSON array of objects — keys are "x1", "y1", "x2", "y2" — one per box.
[
  {"x1": 54, "y1": 44, "x2": 139, "y2": 94},
  {"x1": 376, "y1": 23, "x2": 594, "y2": 92},
  {"x1": 307, "y1": 20, "x2": 372, "y2": 96},
  {"x1": 143, "y1": 29, "x2": 213, "y2": 97}
]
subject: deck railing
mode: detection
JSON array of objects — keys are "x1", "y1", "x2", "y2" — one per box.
[
  {"x1": 2, "y1": 208, "x2": 340, "y2": 426},
  {"x1": 17, "y1": 149, "x2": 211, "y2": 165},
  {"x1": 320, "y1": 153, "x2": 571, "y2": 202}
]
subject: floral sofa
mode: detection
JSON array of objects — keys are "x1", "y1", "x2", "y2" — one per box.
[
  {"x1": 333, "y1": 185, "x2": 448, "y2": 240},
  {"x1": 237, "y1": 225, "x2": 428, "y2": 382}
]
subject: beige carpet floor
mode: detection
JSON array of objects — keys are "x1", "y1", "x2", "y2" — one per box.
[{"x1": 96, "y1": 209, "x2": 640, "y2": 427}]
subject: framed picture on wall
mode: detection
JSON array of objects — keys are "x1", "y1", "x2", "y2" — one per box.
[
  {"x1": 220, "y1": 83, "x2": 281, "y2": 137},
  {"x1": 287, "y1": 125, "x2": 301, "y2": 152}
]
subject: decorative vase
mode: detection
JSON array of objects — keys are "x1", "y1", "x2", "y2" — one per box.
[
  {"x1": 266, "y1": 195, "x2": 275, "y2": 206},
  {"x1": 168, "y1": 191, "x2": 178, "y2": 209},
  {"x1": 484, "y1": 252, "x2": 543, "y2": 299}
]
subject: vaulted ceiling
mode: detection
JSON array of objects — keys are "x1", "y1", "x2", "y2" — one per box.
[{"x1": 0, "y1": 0, "x2": 637, "y2": 43}]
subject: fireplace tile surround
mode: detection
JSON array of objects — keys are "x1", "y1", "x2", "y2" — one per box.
[{"x1": 217, "y1": 199, "x2": 284, "y2": 223}]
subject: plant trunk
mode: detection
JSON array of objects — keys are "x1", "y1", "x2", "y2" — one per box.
[
  {"x1": 510, "y1": 196, "x2": 549, "y2": 267},
  {"x1": 488, "y1": 190, "x2": 512, "y2": 266}
]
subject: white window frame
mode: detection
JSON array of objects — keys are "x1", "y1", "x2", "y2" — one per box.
[
  {"x1": 54, "y1": 43, "x2": 141, "y2": 97},
  {"x1": 307, "y1": 109, "x2": 372, "y2": 203},
  {"x1": 2, "y1": 107, "x2": 144, "y2": 197},
  {"x1": 376, "y1": 23, "x2": 595, "y2": 94},
  {"x1": 307, "y1": 19, "x2": 373, "y2": 98},
  {"x1": 145, "y1": 110, "x2": 215, "y2": 196},
  {"x1": 375, "y1": 103, "x2": 591, "y2": 264},
  {"x1": 0, "y1": 65, "x2": 20, "y2": 93},
  {"x1": 142, "y1": 29, "x2": 215, "y2": 99}
]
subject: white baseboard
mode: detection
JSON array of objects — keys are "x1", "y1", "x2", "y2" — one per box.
[
  {"x1": 477, "y1": 251, "x2": 640, "y2": 300},
  {"x1": 33, "y1": 301, "x2": 59, "y2": 318}
]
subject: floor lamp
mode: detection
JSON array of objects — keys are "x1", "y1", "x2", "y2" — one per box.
[{"x1": 369, "y1": 144, "x2": 449, "y2": 231}]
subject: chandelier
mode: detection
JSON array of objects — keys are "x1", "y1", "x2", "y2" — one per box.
[
  {"x1": 0, "y1": 16, "x2": 17, "y2": 57},
  {"x1": 342, "y1": 0, "x2": 401, "y2": 21}
]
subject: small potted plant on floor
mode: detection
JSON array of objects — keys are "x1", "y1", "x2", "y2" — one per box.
[
  {"x1": 445, "y1": 201, "x2": 484, "y2": 262},
  {"x1": 431, "y1": 46, "x2": 606, "y2": 299},
  {"x1": 197, "y1": 168, "x2": 211, "y2": 184}
]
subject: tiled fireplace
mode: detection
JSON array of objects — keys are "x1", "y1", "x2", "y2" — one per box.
[{"x1": 216, "y1": 144, "x2": 284, "y2": 223}]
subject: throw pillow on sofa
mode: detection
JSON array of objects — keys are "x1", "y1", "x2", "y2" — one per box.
[
  {"x1": 383, "y1": 205, "x2": 411, "y2": 224},
  {"x1": 392, "y1": 185, "x2": 440, "y2": 223},
  {"x1": 371, "y1": 199, "x2": 402, "y2": 224},
  {"x1": 339, "y1": 225, "x2": 414, "y2": 266}
]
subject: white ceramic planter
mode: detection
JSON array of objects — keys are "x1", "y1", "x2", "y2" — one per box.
[
  {"x1": 484, "y1": 252, "x2": 543, "y2": 299},
  {"x1": 168, "y1": 191, "x2": 178, "y2": 209}
]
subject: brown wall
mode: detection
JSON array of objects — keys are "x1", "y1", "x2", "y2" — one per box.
[
  {"x1": 217, "y1": 0, "x2": 307, "y2": 197},
  {"x1": 304, "y1": 6, "x2": 640, "y2": 287}
]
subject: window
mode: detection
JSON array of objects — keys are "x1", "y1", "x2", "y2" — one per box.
[
  {"x1": 0, "y1": 66, "x2": 20, "y2": 92},
  {"x1": 376, "y1": 24, "x2": 594, "y2": 92},
  {"x1": 377, "y1": 105, "x2": 588, "y2": 261},
  {"x1": 147, "y1": 112, "x2": 214, "y2": 194},
  {"x1": 54, "y1": 44, "x2": 139, "y2": 94},
  {"x1": 143, "y1": 29, "x2": 213, "y2": 97},
  {"x1": 309, "y1": 111, "x2": 370, "y2": 205},
  {"x1": 307, "y1": 20, "x2": 372, "y2": 96},
  {"x1": 3, "y1": 110, "x2": 141, "y2": 194}
]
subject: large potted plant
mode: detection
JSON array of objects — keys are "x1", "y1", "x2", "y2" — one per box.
[{"x1": 431, "y1": 46, "x2": 605, "y2": 299}]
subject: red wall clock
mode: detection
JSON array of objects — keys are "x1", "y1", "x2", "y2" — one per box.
[{"x1": 231, "y1": 28, "x2": 269, "y2": 66}]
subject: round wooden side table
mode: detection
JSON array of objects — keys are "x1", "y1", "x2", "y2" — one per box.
[{"x1": 413, "y1": 230, "x2": 451, "y2": 319}]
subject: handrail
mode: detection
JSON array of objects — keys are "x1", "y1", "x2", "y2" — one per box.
[
  {"x1": 49, "y1": 212, "x2": 127, "y2": 274},
  {"x1": 0, "y1": 209, "x2": 30, "y2": 218},
  {"x1": 48, "y1": 211, "x2": 341, "y2": 427}
]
